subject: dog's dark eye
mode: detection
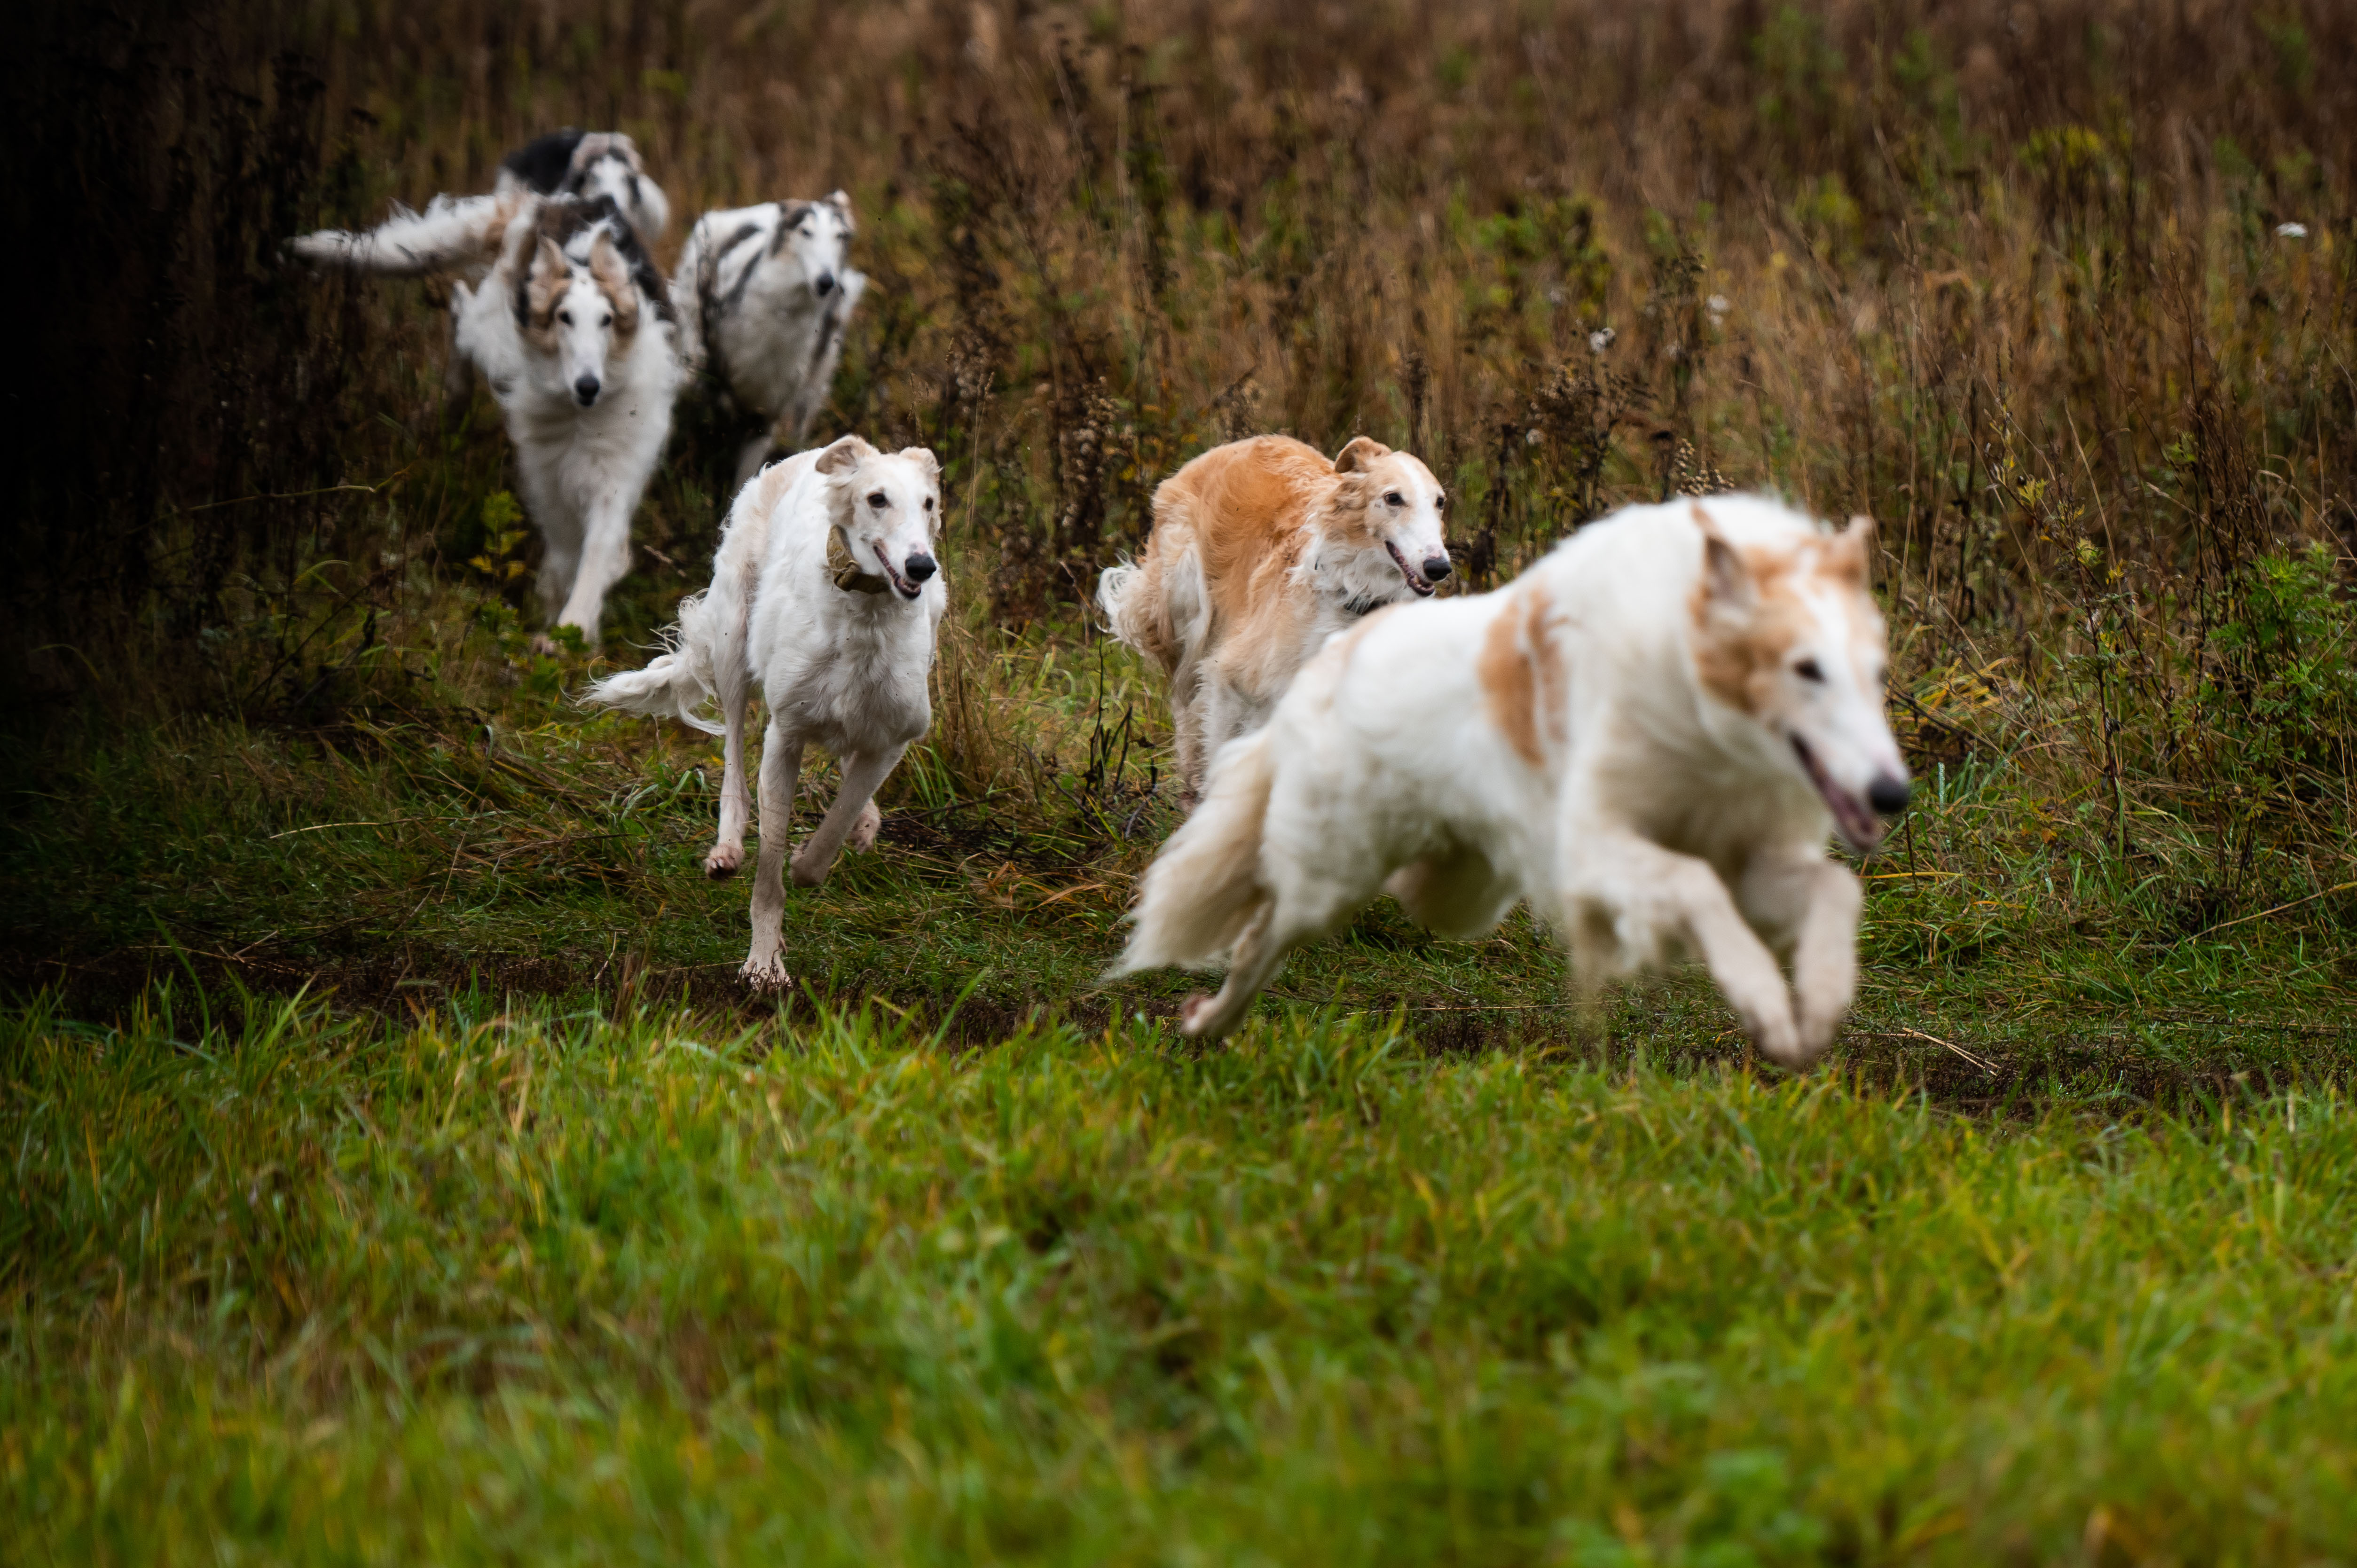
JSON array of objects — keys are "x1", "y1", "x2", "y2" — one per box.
[
  {"x1": 1384, "y1": 491, "x2": 1405, "y2": 507},
  {"x1": 1436, "y1": 493, "x2": 1447, "y2": 510},
  {"x1": 598, "y1": 313, "x2": 613, "y2": 327},
  {"x1": 923, "y1": 496, "x2": 934, "y2": 511},
  {"x1": 868, "y1": 491, "x2": 888, "y2": 508},
  {"x1": 1794, "y1": 658, "x2": 1826, "y2": 683},
  {"x1": 557, "y1": 310, "x2": 573, "y2": 325}
]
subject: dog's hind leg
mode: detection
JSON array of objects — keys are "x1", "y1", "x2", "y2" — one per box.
[
  {"x1": 705, "y1": 667, "x2": 754, "y2": 878},
  {"x1": 790, "y1": 745, "x2": 908, "y2": 889},
  {"x1": 732, "y1": 431, "x2": 775, "y2": 493},
  {"x1": 1174, "y1": 898, "x2": 1282, "y2": 1042},
  {"x1": 743, "y1": 720, "x2": 806, "y2": 988}
]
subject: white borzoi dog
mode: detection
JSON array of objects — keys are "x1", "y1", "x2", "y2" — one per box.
[
  {"x1": 1111, "y1": 494, "x2": 1912, "y2": 1066},
  {"x1": 586, "y1": 435, "x2": 945, "y2": 987},
  {"x1": 287, "y1": 128, "x2": 669, "y2": 275},
  {"x1": 673, "y1": 193, "x2": 868, "y2": 489},
  {"x1": 1098, "y1": 434, "x2": 1451, "y2": 796},
  {"x1": 445, "y1": 196, "x2": 682, "y2": 641}
]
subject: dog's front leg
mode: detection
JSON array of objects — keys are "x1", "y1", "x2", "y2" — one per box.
[
  {"x1": 742, "y1": 720, "x2": 805, "y2": 989},
  {"x1": 555, "y1": 494, "x2": 634, "y2": 641},
  {"x1": 1742, "y1": 853, "x2": 1863, "y2": 1062},
  {"x1": 1565, "y1": 832, "x2": 1803, "y2": 1065},
  {"x1": 790, "y1": 745, "x2": 907, "y2": 888}
]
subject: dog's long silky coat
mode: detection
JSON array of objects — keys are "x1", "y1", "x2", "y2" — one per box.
[
  {"x1": 1112, "y1": 494, "x2": 1914, "y2": 1066},
  {"x1": 586, "y1": 436, "x2": 946, "y2": 987},
  {"x1": 1097, "y1": 435, "x2": 1452, "y2": 795},
  {"x1": 673, "y1": 194, "x2": 868, "y2": 490},
  {"x1": 445, "y1": 197, "x2": 681, "y2": 640}
]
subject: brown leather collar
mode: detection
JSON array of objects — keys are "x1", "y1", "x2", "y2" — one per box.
[{"x1": 826, "y1": 529, "x2": 891, "y2": 595}]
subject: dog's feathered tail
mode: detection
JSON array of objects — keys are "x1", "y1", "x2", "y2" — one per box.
[
  {"x1": 582, "y1": 589, "x2": 724, "y2": 735},
  {"x1": 1096, "y1": 541, "x2": 1201, "y2": 680},
  {"x1": 1110, "y1": 729, "x2": 1276, "y2": 974},
  {"x1": 287, "y1": 191, "x2": 517, "y2": 276}
]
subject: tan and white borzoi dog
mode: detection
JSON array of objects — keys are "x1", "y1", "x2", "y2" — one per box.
[
  {"x1": 586, "y1": 435, "x2": 945, "y2": 987},
  {"x1": 1097, "y1": 434, "x2": 1452, "y2": 796},
  {"x1": 1111, "y1": 494, "x2": 1912, "y2": 1066},
  {"x1": 673, "y1": 193, "x2": 868, "y2": 489}
]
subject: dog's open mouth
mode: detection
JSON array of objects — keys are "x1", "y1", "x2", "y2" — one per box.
[
  {"x1": 878, "y1": 555, "x2": 923, "y2": 601},
  {"x1": 1792, "y1": 736, "x2": 1884, "y2": 854},
  {"x1": 1385, "y1": 541, "x2": 1438, "y2": 597}
]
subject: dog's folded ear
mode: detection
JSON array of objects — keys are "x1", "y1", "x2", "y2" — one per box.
[
  {"x1": 1692, "y1": 502, "x2": 1755, "y2": 611},
  {"x1": 586, "y1": 230, "x2": 640, "y2": 332},
  {"x1": 825, "y1": 189, "x2": 856, "y2": 232},
  {"x1": 899, "y1": 446, "x2": 941, "y2": 483},
  {"x1": 1827, "y1": 514, "x2": 1876, "y2": 585},
  {"x1": 816, "y1": 434, "x2": 877, "y2": 475},
  {"x1": 1332, "y1": 436, "x2": 1391, "y2": 473},
  {"x1": 524, "y1": 235, "x2": 570, "y2": 327}
]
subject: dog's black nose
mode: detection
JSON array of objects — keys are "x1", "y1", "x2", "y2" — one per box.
[
  {"x1": 1422, "y1": 555, "x2": 1453, "y2": 583},
  {"x1": 1868, "y1": 774, "x2": 1912, "y2": 817},
  {"x1": 903, "y1": 552, "x2": 937, "y2": 583},
  {"x1": 813, "y1": 271, "x2": 836, "y2": 296},
  {"x1": 573, "y1": 374, "x2": 600, "y2": 406}
]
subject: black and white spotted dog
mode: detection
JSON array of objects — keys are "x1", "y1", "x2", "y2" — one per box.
[{"x1": 672, "y1": 192, "x2": 868, "y2": 487}]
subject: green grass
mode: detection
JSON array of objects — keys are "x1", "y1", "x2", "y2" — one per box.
[{"x1": 5, "y1": 987, "x2": 2355, "y2": 1563}]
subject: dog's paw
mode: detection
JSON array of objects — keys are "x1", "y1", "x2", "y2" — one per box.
[
  {"x1": 787, "y1": 849, "x2": 832, "y2": 888},
  {"x1": 1178, "y1": 992, "x2": 1221, "y2": 1037},
  {"x1": 848, "y1": 801, "x2": 882, "y2": 854},
  {"x1": 741, "y1": 955, "x2": 792, "y2": 992},
  {"x1": 1793, "y1": 1006, "x2": 1846, "y2": 1064},
  {"x1": 703, "y1": 842, "x2": 743, "y2": 879},
  {"x1": 529, "y1": 632, "x2": 560, "y2": 657},
  {"x1": 1744, "y1": 1007, "x2": 1808, "y2": 1069}
]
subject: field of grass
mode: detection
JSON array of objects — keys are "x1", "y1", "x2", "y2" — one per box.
[
  {"x1": 8, "y1": 0, "x2": 2357, "y2": 1558},
  {"x1": 9, "y1": 988, "x2": 2357, "y2": 1563}
]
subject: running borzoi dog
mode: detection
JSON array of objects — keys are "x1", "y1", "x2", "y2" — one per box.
[
  {"x1": 673, "y1": 193, "x2": 868, "y2": 488},
  {"x1": 446, "y1": 196, "x2": 682, "y2": 640},
  {"x1": 585, "y1": 435, "x2": 945, "y2": 987},
  {"x1": 1111, "y1": 494, "x2": 1911, "y2": 1067},
  {"x1": 287, "y1": 128, "x2": 669, "y2": 275},
  {"x1": 1098, "y1": 434, "x2": 1451, "y2": 796}
]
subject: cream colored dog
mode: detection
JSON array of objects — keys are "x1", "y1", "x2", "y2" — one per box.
[
  {"x1": 1098, "y1": 434, "x2": 1451, "y2": 795},
  {"x1": 1111, "y1": 494, "x2": 1911, "y2": 1066},
  {"x1": 586, "y1": 435, "x2": 946, "y2": 988}
]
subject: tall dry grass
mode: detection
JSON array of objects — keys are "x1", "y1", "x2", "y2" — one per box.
[{"x1": 8, "y1": 0, "x2": 2356, "y2": 922}]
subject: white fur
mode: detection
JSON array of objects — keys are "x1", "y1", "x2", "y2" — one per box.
[
  {"x1": 286, "y1": 131, "x2": 668, "y2": 274},
  {"x1": 673, "y1": 194, "x2": 868, "y2": 489},
  {"x1": 449, "y1": 202, "x2": 682, "y2": 639},
  {"x1": 585, "y1": 436, "x2": 947, "y2": 987},
  {"x1": 1112, "y1": 494, "x2": 1912, "y2": 1067}
]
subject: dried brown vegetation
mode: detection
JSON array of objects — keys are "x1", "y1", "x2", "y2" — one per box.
[{"x1": 7, "y1": 0, "x2": 2356, "y2": 934}]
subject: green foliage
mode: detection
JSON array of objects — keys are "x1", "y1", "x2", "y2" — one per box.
[{"x1": 2211, "y1": 545, "x2": 2357, "y2": 793}]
